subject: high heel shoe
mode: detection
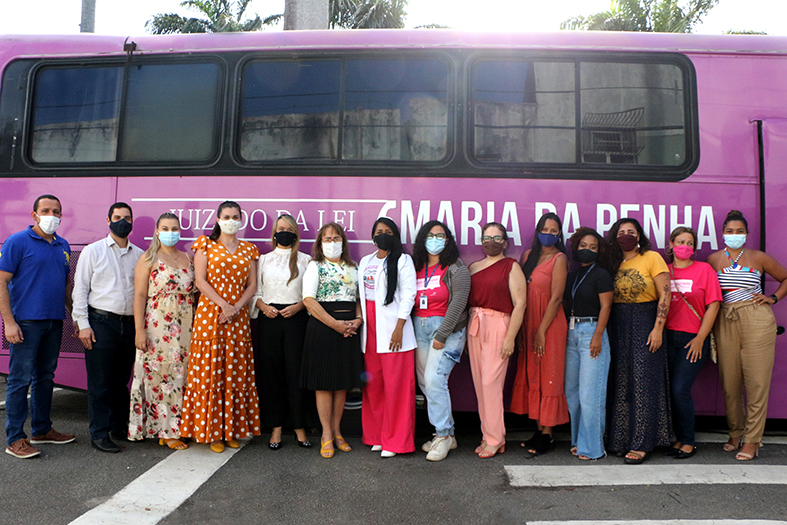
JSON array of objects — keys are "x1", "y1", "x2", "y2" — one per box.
[
  {"x1": 295, "y1": 435, "x2": 312, "y2": 448},
  {"x1": 735, "y1": 442, "x2": 760, "y2": 461},
  {"x1": 723, "y1": 437, "x2": 741, "y2": 452},
  {"x1": 320, "y1": 438, "x2": 334, "y2": 459},
  {"x1": 474, "y1": 441, "x2": 487, "y2": 455},
  {"x1": 334, "y1": 435, "x2": 352, "y2": 452},
  {"x1": 527, "y1": 433, "x2": 555, "y2": 456},
  {"x1": 478, "y1": 443, "x2": 505, "y2": 459}
]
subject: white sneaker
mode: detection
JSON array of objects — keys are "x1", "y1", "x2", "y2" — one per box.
[
  {"x1": 426, "y1": 435, "x2": 455, "y2": 462},
  {"x1": 371, "y1": 445, "x2": 382, "y2": 452},
  {"x1": 422, "y1": 434, "x2": 458, "y2": 453},
  {"x1": 381, "y1": 450, "x2": 397, "y2": 458}
]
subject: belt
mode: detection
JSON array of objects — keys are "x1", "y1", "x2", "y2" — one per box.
[
  {"x1": 89, "y1": 306, "x2": 133, "y2": 322},
  {"x1": 571, "y1": 316, "x2": 598, "y2": 324}
]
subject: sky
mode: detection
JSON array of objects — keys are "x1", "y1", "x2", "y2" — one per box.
[{"x1": 0, "y1": 0, "x2": 785, "y2": 36}]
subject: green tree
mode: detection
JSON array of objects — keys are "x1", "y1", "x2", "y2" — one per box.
[
  {"x1": 146, "y1": 0, "x2": 281, "y2": 34},
  {"x1": 330, "y1": 0, "x2": 408, "y2": 29},
  {"x1": 561, "y1": 0, "x2": 719, "y2": 33}
]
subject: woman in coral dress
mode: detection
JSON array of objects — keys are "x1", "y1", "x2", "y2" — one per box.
[
  {"x1": 180, "y1": 201, "x2": 261, "y2": 453},
  {"x1": 511, "y1": 212, "x2": 569, "y2": 456},
  {"x1": 129, "y1": 212, "x2": 195, "y2": 449}
]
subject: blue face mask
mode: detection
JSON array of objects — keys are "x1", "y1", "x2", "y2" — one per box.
[
  {"x1": 159, "y1": 231, "x2": 180, "y2": 247},
  {"x1": 425, "y1": 237, "x2": 446, "y2": 255},
  {"x1": 723, "y1": 234, "x2": 747, "y2": 250},
  {"x1": 538, "y1": 232, "x2": 560, "y2": 247}
]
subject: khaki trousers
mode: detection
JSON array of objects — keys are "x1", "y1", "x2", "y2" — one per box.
[{"x1": 714, "y1": 300, "x2": 777, "y2": 443}]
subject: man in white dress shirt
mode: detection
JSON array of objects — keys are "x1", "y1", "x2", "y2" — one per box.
[{"x1": 72, "y1": 202, "x2": 143, "y2": 453}]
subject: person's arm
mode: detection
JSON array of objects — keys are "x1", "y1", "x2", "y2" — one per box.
[
  {"x1": 590, "y1": 291, "x2": 613, "y2": 358},
  {"x1": 193, "y1": 248, "x2": 237, "y2": 324},
  {"x1": 503, "y1": 262, "x2": 527, "y2": 359},
  {"x1": 434, "y1": 264, "x2": 471, "y2": 347},
  {"x1": 250, "y1": 255, "x2": 267, "y2": 319},
  {"x1": 72, "y1": 247, "x2": 96, "y2": 349},
  {"x1": 390, "y1": 256, "x2": 417, "y2": 352},
  {"x1": 133, "y1": 256, "x2": 151, "y2": 351},
  {"x1": 0, "y1": 271, "x2": 23, "y2": 344},
  {"x1": 236, "y1": 259, "x2": 258, "y2": 310},
  {"x1": 277, "y1": 253, "x2": 313, "y2": 318},
  {"x1": 648, "y1": 271, "x2": 671, "y2": 353},
  {"x1": 534, "y1": 254, "x2": 568, "y2": 357},
  {"x1": 752, "y1": 251, "x2": 787, "y2": 305},
  {"x1": 685, "y1": 300, "x2": 720, "y2": 363},
  {"x1": 303, "y1": 297, "x2": 348, "y2": 335}
]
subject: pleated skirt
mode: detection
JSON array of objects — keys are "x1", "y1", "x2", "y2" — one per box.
[{"x1": 300, "y1": 301, "x2": 365, "y2": 391}]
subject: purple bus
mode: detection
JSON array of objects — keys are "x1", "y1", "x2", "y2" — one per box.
[{"x1": 1, "y1": 30, "x2": 785, "y2": 417}]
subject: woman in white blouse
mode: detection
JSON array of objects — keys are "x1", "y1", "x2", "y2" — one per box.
[
  {"x1": 358, "y1": 217, "x2": 418, "y2": 458},
  {"x1": 300, "y1": 222, "x2": 364, "y2": 459},
  {"x1": 252, "y1": 214, "x2": 312, "y2": 450}
]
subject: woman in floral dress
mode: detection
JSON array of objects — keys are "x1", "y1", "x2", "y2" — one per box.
[
  {"x1": 180, "y1": 201, "x2": 261, "y2": 453},
  {"x1": 130, "y1": 213, "x2": 195, "y2": 449}
]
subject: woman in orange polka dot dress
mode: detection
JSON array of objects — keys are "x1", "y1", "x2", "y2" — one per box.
[{"x1": 180, "y1": 201, "x2": 261, "y2": 453}]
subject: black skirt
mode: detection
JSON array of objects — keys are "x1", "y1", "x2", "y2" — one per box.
[
  {"x1": 300, "y1": 301, "x2": 364, "y2": 391},
  {"x1": 606, "y1": 301, "x2": 673, "y2": 453}
]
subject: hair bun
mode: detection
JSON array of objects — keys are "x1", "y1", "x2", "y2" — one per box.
[{"x1": 726, "y1": 210, "x2": 744, "y2": 220}]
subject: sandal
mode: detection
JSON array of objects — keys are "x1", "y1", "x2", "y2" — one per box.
[
  {"x1": 527, "y1": 433, "x2": 555, "y2": 456},
  {"x1": 478, "y1": 443, "x2": 505, "y2": 459},
  {"x1": 723, "y1": 437, "x2": 741, "y2": 452},
  {"x1": 474, "y1": 441, "x2": 487, "y2": 455},
  {"x1": 624, "y1": 450, "x2": 648, "y2": 464},
  {"x1": 159, "y1": 438, "x2": 188, "y2": 450},
  {"x1": 320, "y1": 438, "x2": 334, "y2": 459},
  {"x1": 735, "y1": 443, "x2": 759, "y2": 461},
  {"x1": 521, "y1": 430, "x2": 542, "y2": 449},
  {"x1": 334, "y1": 435, "x2": 352, "y2": 452}
]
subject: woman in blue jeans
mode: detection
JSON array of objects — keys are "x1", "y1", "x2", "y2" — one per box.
[
  {"x1": 563, "y1": 227, "x2": 614, "y2": 460},
  {"x1": 412, "y1": 221, "x2": 471, "y2": 461},
  {"x1": 664, "y1": 227, "x2": 721, "y2": 459}
]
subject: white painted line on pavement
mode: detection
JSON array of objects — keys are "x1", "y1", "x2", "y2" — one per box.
[
  {"x1": 0, "y1": 387, "x2": 62, "y2": 410},
  {"x1": 507, "y1": 465, "x2": 787, "y2": 487},
  {"x1": 525, "y1": 520, "x2": 787, "y2": 525},
  {"x1": 68, "y1": 441, "x2": 246, "y2": 525}
]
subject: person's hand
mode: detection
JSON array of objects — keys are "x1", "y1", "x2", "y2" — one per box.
[
  {"x1": 685, "y1": 336, "x2": 704, "y2": 363},
  {"x1": 752, "y1": 292, "x2": 775, "y2": 306},
  {"x1": 279, "y1": 305, "x2": 300, "y2": 318},
  {"x1": 534, "y1": 330, "x2": 546, "y2": 357},
  {"x1": 4, "y1": 321, "x2": 23, "y2": 344},
  {"x1": 261, "y1": 302, "x2": 279, "y2": 319},
  {"x1": 135, "y1": 330, "x2": 147, "y2": 351},
  {"x1": 647, "y1": 328, "x2": 663, "y2": 353},
  {"x1": 79, "y1": 327, "x2": 96, "y2": 350},
  {"x1": 590, "y1": 333, "x2": 603, "y2": 359},
  {"x1": 389, "y1": 325, "x2": 404, "y2": 351},
  {"x1": 219, "y1": 302, "x2": 238, "y2": 324},
  {"x1": 432, "y1": 340, "x2": 445, "y2": 350},
  {"x1": 343, "y1": 318, "x2": 361, "y2": 338},
  {"x1": 501, "y1": 336, "x2": 515, "y2": 359}
]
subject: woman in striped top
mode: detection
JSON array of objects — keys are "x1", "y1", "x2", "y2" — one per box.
[{"x1": 707, "y1": 210, "x2": 787, "y2": 461}]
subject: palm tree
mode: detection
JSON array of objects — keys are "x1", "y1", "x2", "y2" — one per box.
[
  {"x1": 561, "y1": 0, "x2": 719, "y2": 33},
  {"x1": 146, "y1": 0, "x2": 281, "y2": 34},
  {"x1": 330, "y1": 0, "x2": 408, "y2": 29}
]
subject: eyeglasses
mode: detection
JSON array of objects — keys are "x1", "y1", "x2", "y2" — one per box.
[
  {"x1": 482, "y1": 235, "x2": 504, "y2": 243},
  {"x1": 426, "y1": 233, "x2": 446, "y2": 240},
  {"x1": 322, "y1": 236, "x2": 343, "y2": 243}
]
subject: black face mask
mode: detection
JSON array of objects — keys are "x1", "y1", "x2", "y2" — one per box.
[
  {"x1": 110, "y1": 219, "x2": 133, "y2": 238},
  {"x1": 274, "y1": 230, "x2": 297, "y2": 247},
  {"x1": 373, "y1": 233, "x2": 396, "y2": 251},
  {"x1": 574, "y1": 249, "x2": 599, "y2": 264}
]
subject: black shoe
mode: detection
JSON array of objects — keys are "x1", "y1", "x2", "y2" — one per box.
[
  {"x1": 521, "y1": 429, "x2": 542, "y2": 449},
  {"x1": 674, "y1": 447, "x2": 697, "y2": 459},
  {"x1": 92, "y1": 438, "x2": 121, "y2": 453},
  {"x1": 111, "y1": 431, "x2": 130, "y2": 442},
  {"x1": 296, "y1": 436, "x2": 313, "y2": 448},
  {"x1": 624, "y1": 451, "x2": 649, "y2": 464},
  {"x1": 527, "y1": 433, "x2": 555, "y2": 456},
  {"x1": 269, "y1": 441, "x2": 282, "y2": 450},
  {"x1": 663, "y1": 447, "x2": 681, "y2": 456}
]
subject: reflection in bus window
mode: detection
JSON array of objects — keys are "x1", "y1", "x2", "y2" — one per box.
[
  {"x1": 239, "y1": 58, "x2": 449, "y2": 162},
  {"x1": 32, "y1": 66, "x2": 123, "y2": 163},
  {"x1": 472, "y1": 60, "x2": 576, "y2": 164},
  {"x1": 30, "y1": 62, "x2": 221, "y2": 164},
  {"x1": 580, "y1": 62, "x2": 685, "y2": 166}
]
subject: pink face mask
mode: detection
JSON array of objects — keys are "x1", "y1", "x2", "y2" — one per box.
[{"x1": 672, "y1": 244, "x2": 694, "y2": 260}]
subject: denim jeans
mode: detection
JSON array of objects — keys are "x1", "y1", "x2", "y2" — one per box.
[
  {"x1": 5, "y1": 320, "x2": 63, "y2": 445},
  {"x1": 564, "y1": 321, "x2": 610, "y2": 459},
  {"x1": 85, "y1": 311, "x2": 136, "y2": 440},
  {"x1": 666, "y1": 329, "x2": 708, "y2": 446},
  {"x1": 414, "y1": 316, "x2": 466, "y2": 437}
]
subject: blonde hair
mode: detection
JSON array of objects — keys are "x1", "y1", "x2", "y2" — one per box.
[
  {"x1": 143, "y1": 213, "x2": 179, "y2": 266},
  {"x1": 666, "y1": 226, "x2": 697, "y2": 261},
  {"x1": 271, "y1": 214, "x2": 301, "y2": 285}
]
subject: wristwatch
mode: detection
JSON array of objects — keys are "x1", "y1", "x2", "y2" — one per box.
[{"x1": 770, "y1": 294, "x2": 779, "y2": 304}]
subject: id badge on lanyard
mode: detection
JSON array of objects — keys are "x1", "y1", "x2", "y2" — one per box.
[
  {"x1": 420, "y1": 264, "x2": 440, "y2": 310},
  {"x1": 420, "y1": 293, "x2": 428, "y2": 309}
]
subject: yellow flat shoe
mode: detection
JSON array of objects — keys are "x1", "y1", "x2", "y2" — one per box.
[
  {"x1": 320, "y1": 438, "x2": 334, "y2": 459},
  {"x1": 210, "y1": 442, "x2": 225, "y2": 453},
  {"x1": 159, "y1": 438, "x2": 188, "y2": 450},
  {"x1": 226, "y1": 439, "x2": 240, "y2": 449}
]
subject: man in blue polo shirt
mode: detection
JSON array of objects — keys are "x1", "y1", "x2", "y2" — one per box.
[{"x1": 0, "y1": 194, "x2": 76, "y2": 459}]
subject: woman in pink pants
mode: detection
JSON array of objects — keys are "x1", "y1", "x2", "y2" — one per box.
[{"x1": 467, "y1": 222, "x2": 527, "y2": 459}]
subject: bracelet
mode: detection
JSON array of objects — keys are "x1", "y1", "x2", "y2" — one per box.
[{"x1": 771, "y1": 294, "x2": 779, "y2": 304}]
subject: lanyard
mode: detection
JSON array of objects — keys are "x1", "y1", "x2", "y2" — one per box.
[
  {"x1": 423, "y1": 264, "x2": 441, "y2": 292},
  {"x1": 570, "y1": 264, "x2": 595, "y2": 316}
]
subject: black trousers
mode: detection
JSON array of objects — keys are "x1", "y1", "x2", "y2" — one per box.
[
  {"x1": 255, "y1": 306, "x2": 309, "y2": 429},
  {"x1": 85, "y1": 310, "x2": 136, "y2": 440}
]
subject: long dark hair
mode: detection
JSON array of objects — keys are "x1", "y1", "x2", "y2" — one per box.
[
  {"x1": 311, "y1": 222, "x2": 356, "y2": 267},
  {"x1": 372, "y1": 217, "x2": 404, "y2": 306},
  {"x1": 521, "y1": 213, "x2": 566, "y2": 280},
  {"x1": 568, "y1": 227, "x2": 612, "y2": 273},
  {"x1": 209, "y1": 201, "x2": 241, "y2": 241},
  {"x1": 412, "y1": 220, "x2": 460, "y2": 272},
  {"x1": 607, "y1": 217, "x2": 651, "y2": 274}
]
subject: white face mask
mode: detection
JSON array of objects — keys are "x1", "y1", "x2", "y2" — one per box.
[
  {"x1": 322, "y1": 241, "x2": 343, "y2": 259},
  {"x1": 36, "y1": 214, "x2": 61, "y2": 235},
  {"x1": 218, "y1": 219, "x2": 242, "y2": 235}
]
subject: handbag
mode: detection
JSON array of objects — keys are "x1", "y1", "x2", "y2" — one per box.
[{"x1": 670, "y1": 266, "x2": 717, "y2": 363}]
